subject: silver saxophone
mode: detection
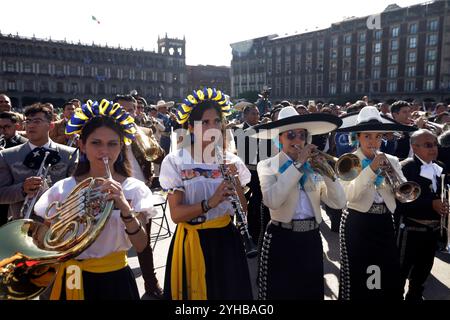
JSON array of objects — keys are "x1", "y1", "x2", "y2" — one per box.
[{"x1": 215, "y1": 145, "x2": 258, "y2": 258}]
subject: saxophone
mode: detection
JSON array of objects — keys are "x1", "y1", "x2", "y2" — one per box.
[{"x1": 215, "y1": 145, "x2": 258, "y2": 258}]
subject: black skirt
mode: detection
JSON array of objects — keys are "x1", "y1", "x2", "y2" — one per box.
[
  {"x1": 258, "y1": 222, "x2": 324, "y2": 300},
  {"x1": 60, "y1": 266, "x2": 140, "y2": 300},
  {"x1": 339, "y1": 208, "x2": 402, "y2": 300},
  {"x1": 164, "y1": 221, "x2": 253, "y2": 300}
]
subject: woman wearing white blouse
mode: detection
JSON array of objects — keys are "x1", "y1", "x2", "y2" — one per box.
[
  {"x1": 336, "y1": 107, "x2": 417, "y2": 300},
  {"x1": 34, "y1": 100, "x2": 156, "y2": 300},
  {"x1": 160, "y1": 88, "x2": 253, "y2": 300}
]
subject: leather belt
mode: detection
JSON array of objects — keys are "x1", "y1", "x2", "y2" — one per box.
[{"x1": 270, "y1": 219, "x2": 319, "y2": 232}]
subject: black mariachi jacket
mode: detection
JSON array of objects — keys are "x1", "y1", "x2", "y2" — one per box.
[{"x1": 397, "y1": 155, "x2": 448, "y2": 221}]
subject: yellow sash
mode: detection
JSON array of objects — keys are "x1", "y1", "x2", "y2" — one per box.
[
  {"x1": 171, "y1": 215, "x2": 231, "y2": 300},
  {"x1": 50, "y1": 251, "x2": 128, "y2": 300}
]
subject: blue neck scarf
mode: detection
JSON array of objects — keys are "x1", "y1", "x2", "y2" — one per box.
[
  {"x1": 361, "y1": 158, "x2": 384, "y2": 187},
  {"x1": 279, "y1": 159, "x2": 314, "y2": 189}
]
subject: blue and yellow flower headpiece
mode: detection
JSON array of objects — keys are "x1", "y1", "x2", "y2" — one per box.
[
  {"x1": 65, "y1": 99, "x2": 137, "y2": 145},
  {"x1": 175, "y1": 87, "x2": 232, "y2": 124}
]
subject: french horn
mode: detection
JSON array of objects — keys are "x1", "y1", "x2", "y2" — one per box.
[{"x1": 0, "y1": 158, "x2": 114, "y2": 300}]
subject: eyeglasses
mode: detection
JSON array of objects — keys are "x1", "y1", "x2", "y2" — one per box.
[
  {"x1": 24, "y1": 118, "x2": 49, "y2": 126},
  {"x1": 413, "y1": 142, "x2": 438, "y2": 149},
  {"x1": 286, "y1": 130, "x2": 307, "y2": 141}
]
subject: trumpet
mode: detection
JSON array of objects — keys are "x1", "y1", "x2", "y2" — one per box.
[
  {"x1": 439, "y1": 175, "x2": 449, "y2": 238},
  {"x1": 67, "y1": 133, "x2": 79, "y2": 148},
  {"x1": 20, "y1": 151, "x2": 52, "y2": 219},
  {"x1": 293, "y1": 146, "x2": 362, "y2": 181},
  {"x1": 371, "y1": 148, "x2": 421, "y2": 203}
]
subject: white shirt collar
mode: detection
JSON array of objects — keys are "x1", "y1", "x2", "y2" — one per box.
[{"x1": 28, "y1": 140, "x2": 52, "y2": 150}]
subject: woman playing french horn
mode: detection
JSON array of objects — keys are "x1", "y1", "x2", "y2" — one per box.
[
  {"x1": 33, "y1": 100, "x2": 157, "y2": 300},
  {"x1": 249, "y1": 106, "x2": 346, "y2": 300},
  {"x1": 336, "y1": 106, "x2": 418, "y2": 300}
]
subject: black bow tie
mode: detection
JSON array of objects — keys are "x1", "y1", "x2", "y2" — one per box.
[{"x1": 23, "y1": 147, "x2": 61, "y2": 169}]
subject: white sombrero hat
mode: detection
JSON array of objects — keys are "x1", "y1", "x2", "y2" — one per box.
[
  {"x1": 336, "y1": 106, "x2": 417, "y2": 132},
  {"x1": 245, "y1": 106, "x2": 342, "y2": 139},
  {"x1": 151, "y1": 100, "x2": 174, "y2": 109}
]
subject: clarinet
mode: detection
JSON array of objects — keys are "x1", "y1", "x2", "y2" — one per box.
[{"x1": 215, "y1": 145, "x2": 258, "y2": 258}]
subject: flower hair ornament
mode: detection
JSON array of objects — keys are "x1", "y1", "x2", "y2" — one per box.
[
  {"x1": 66, "y1": 99, "x2": 137, "y2": 145},
  {"x1": 175, "y1": 87, "x2": 232, "y2": 124}
]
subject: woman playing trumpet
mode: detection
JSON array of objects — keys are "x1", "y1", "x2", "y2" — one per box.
[
  {"x1": 336, "y1": 106, "x2": 417, "y2": 300},
  {"x1": 33, "y1": 100, "x2": 157, "y2": 300},
  {"x1": 249, "y1": 106, "x2": 346, "y2": 300}
]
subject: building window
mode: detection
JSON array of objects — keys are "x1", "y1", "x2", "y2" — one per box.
[
  {"x1": 409, "y1": 23, "x2": 418, "y2": 34},
  {"x1": 387, "y1": 81, "x2": 397, "y2": 92},
  {"x1": 374, "y1": 42, "x2": 382, "y2": 53},
  {"x1": 357, "y1": 83, "x2": 364, "y2": 93},
  {"x1": 358, "y1": 32, "x2": 366, "y2": 42},
  {"x1": 344, "y1": 47, "x2": 351, "y2": 57},
  {"x1": 56, "y1": 82, "x2": 64, "y2": 93},
  {"x1": 284, "y1": 77, "x2": 291, "y2": 96},
  {"x1": 426, "y1": 49, "x2": 437, "y2": 61},
  {"x1": 329, "y1": 83, "x2": 336, "y2": 94},
  {"x1": 7, "y1": 80, "x2": 16, "y2": 91},
  {"x1": 374, "y1": 30, "x2": 382, "y2": 40},
  {"x1": 285, "y1": 45, "x2": 291, "y2": 55},
  {"x1": 23, "y1": 63, "x2": 32, "y2": 74},
  {"x1": 295, "y1": 77, "x2": 301, "y2": 95},
  {"x1": 357, "y1": 70, "x2": 365, "y2": 80},
  {"x1": 306, "y1": 42, "x2": 312, "y2": 51},
  {"x1": 373, "y1": 55, "x2": 381, "y2": 66},
  {"x1": 427, "y1": 34, "x2": 438, "y2": 46},
  {"x1": 358, "y1": 57, "x2": 365, "y2": 68},
  {"x1": 276, "y1": 47, "x2": 281, "y2": 56},
  {"x1": 331, "y1": 49, "x2": 338, "y2": 59},
  {"x1": 389, "y1": 53, "x2": 398, "y2": 65},
  {"x1": 426, "y1": 63, "x2": 436, "y2": 76},
  {"x1": 408, "y1": 37, "x2": 417, "y2": 49},
  {"x1": 407, "y1": 51, "x2": 417, "y2": 63},
  {"x1": 405, "y1": 80, "x2": 415, "y2": 92},
  {"x1": 344, "y1": 34, "x2": 352, "y2": 45},
  {"x1": 428, "y1": 19, "x2": 439, "y2": 32},
  {"x1": 358, "y1": 44, "x2": 366, "y2": 55},
  {"x1": 331, "y1": 37, "x2": 338, "y2": 48},
  {"x1": 391, "y1": 26, "x2": 400, "y2": 38},
  {"x1": 318, "y1": 40, "x2": 324, "y2": 50},
  {"x1": 295, "y1": 44, "x2": 301, "y2": 53},
  {"x1": 7, "y1": 62, "x2": 15, "y2": 72},
  {"x1": 331, "y1": 61, "x2": 337, "y2": 70},
  {"x1": 406, "y1": 65, "x2": 416, "y2": 77},
  {"x1": 343, "y1": 71, "x2": 350, "y2": 81},
  {"x1": 425, "y1": 79, "x2": 435, "y2": 91},
  {"x1": 343, "y1": 83, "x2": 350, "y2": 93},
  {"x1": 372, "y1": 82, "x2": 379, "y2": 92},
  {"x1": 390, "y1": 39, "x2": 399, "y2": 51},
  {"x1": 388, "y1": 66, "x2": 398, "y2": 78},
  {"x1": 372, "y1": 68, "x2": 380, "y2": 80}
]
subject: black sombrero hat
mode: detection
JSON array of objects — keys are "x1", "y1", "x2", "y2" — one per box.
[
  {"x1": 336, "y1": 106, "x2": 417, "y2": 133},
  {"x1": 245, "y1": 106, "x2": 342, "y2": 139}
]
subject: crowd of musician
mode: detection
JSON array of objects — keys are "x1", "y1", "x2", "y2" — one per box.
[{"x1": 0, "y1": 89, "x2": 448, "y2": 301}]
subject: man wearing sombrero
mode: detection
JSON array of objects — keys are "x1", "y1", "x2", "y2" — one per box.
[
  {"x1": 248, "y1": 106, "x2": 346, "y2": 300},
  {"x1": 335, "y1": 106, "x2": 417, "y2": 300},
  {"x1": 152, "y1": 100, "x2": 177, "y2": 155}
]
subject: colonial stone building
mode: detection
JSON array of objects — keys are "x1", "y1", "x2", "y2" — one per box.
[
  {"x1": 186, "y1": 65, "x2": 231, "y2": 94},
  {"x1": 231, "y1": 0, "x2": 450, "y2": 104},
  {"x1": 0, "y1": 33, "x2": 187, "y2": 109}
]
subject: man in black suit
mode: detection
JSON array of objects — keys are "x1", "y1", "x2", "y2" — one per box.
[
  {"x1": 0, "y1": 111, "x2": 28, "y2": 226},
  {"x1": 391, "y1": 101, "x2": 426, "y2": 161},
  {"x1": 396, "y1": 129, "x2": 448, "y2": 300}
]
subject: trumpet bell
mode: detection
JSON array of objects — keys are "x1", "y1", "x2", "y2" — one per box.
[
  {"x1": 0, "y1": 220, "x2": 61, "y2": 300},
  {"x1": 395, "y1": 181, "x2": 421, "y2": 203},
  {"x1": 335, "y1": 153, "x2": 362, "y2": 181}
]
